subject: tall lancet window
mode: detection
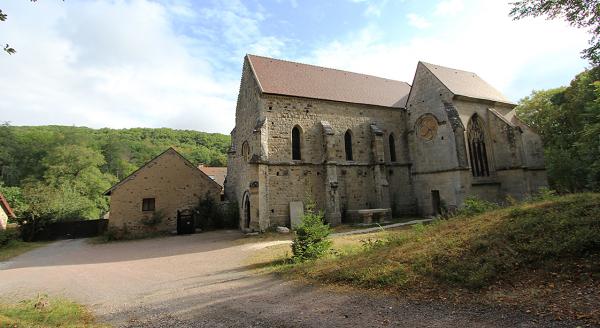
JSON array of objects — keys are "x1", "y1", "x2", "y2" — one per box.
[
  {"x1": 467, "y1": 114, "x2": 491, "y2": 177},
  {"x1": 292, "y1": 126, "x2": 302, "y2": 160},
  {"x1": 344, "y1": 130, "x2": 353, "y2": 161},
  {"x1": 389, "y1": 133, "x2": 397, "y2": 162}
]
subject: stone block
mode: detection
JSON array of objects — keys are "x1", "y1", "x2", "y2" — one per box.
[{"x1": 290, "y1": 201, "x2": 304, "y2": 229}]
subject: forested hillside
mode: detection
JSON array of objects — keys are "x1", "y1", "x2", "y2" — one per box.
[{"x1": 0, "y1": 125, "x2": 230, "y2": 221}]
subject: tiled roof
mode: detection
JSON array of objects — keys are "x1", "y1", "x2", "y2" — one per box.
[
  {"x1": 198, "y1": 166, "x2": 227, "y2": 189},
  {"x1": 0, "y1": 192, "x2": 16, "y2": 218},
  {"x1": 421, "y1": 62, "x2": 514, "y2": 105},
  {"x1": 104, "y1": 148, "x2": 222, "y2": 196},
  {"x1": 247, "y1": 54, "x2": 411, "y2": 108}
]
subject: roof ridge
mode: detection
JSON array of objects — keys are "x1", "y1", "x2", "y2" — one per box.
[
  {"x1": 247, "y1": 54, "x2": 410, "y2": 85},
  {"x1": 420, "y1": 61, "x2": 481, "y2": 77},
  {"x1": 0, "y1": 192, "x2": 16, "y2": 218},
  {"x1": 103, "y1": 147, "x2": 221, "y2": 195}
]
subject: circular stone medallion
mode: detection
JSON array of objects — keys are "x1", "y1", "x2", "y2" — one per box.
[{"x1": 417, "y1": 115, "x2": 438, "y2": 141}]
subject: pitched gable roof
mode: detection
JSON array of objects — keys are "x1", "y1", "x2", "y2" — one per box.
[
  {"x1": 247, "y1": 54, "x2": 411, "y2": 108},
  {"x1": 421, "y1": 62, "x2": 514, "y2": 105},
  {"x1": 198, "y1": 166, "x2": 227, "y2": 188},
  {"x1": 0, "y1": 193, "x2": 16, "y2": 219},
  {"x1": 103, "y1": 147, "x2": 222, "y2": 196}
]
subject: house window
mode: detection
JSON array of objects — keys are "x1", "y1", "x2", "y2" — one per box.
[
  {"x1": 292, "y1": 126, "x2": 302, "y2": 160},
  {"x1": 389, "y1": 133, "x2": 397, "y2": 162},
  {"x1": 345, "y1": 130, "x2": 353, "y2": 161},
  {"x1": 142, "y1": 198, "x2": 155, "y2": 212},
  {"x1": 467, "y1": 114, "x2": 491, "y2": 177}
]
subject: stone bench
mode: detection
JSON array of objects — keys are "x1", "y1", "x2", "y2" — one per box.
[{"x1": 345, "y1": 208, "x2": 392, "y2": 224}]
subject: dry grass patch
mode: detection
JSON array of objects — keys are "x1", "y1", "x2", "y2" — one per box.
[
  {"x1": 281, "y1": 193, "x2": 600, "y2": 325},
  {"x1": 0, "y1": 296, "x2": 107, "y2": 328}
]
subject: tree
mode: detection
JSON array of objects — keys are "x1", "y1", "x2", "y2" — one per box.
[
  {"x1": 291, "y1": 204, "x2": 332, "y2": 263},
  {"x1": 509, "y1": 0, "x2": 600, "y2": 65},
  {"x1": 516, "y1": 66, "x2": 600, "y2": 192},
  {"x1": 0, "y1": 125, "x2": 230, "y2": 224}
]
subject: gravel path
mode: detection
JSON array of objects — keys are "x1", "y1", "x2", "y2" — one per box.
[{"x1": 0, "y1": 230, "x2": 587, "y2": 327}]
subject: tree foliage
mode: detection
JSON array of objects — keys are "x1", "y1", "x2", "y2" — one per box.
[
  {"x1": 516, "y1": 66, "x2": 600, "y2": 192},
  {"x1": 291, "y1": 206, "x2": 332, "y2": 263},
  {"x1": 509, "y1": 0, "x2": 600, "y2": 64},
  {"x1": 0, "y1": 125, "x2": 230, "y2": 227}
]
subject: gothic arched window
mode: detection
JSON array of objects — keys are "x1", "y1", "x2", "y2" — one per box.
[
  {"x1": 467, "y1": 114, "x2": 490, "y2": 177},
  {"x1": 292, "y1": 126, "x2": 302, "y2": 160},
  {"x1": 389, "y1": 133, "x2": 397, "y2": 162},
  {"x1": 241, "y1": 141, "x2": 250, "y2": 162},
  {"x1": 345, "y1": 130, "x2": 353, "y2": 161}
]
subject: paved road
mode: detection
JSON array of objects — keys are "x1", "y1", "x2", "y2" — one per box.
[{"x1": 0, "y1": 231, "x2": 583, "y2": 327}]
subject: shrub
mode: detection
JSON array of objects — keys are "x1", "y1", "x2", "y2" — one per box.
[
  {"x1": 101, "y1": 227, "x2": 122, "y2": 242},
  {"x1": 360, "y1": 237, "x2": 388, "y2": 250},
  {"x1": 456, "y1": 196, "x2": 499, "y2": 216},
  {"x1": 141, "y1": 210, "x2": 164, "y2": 228},
  {"x1": 222, "y1": 200, "x2": 239, "y2": 229},
  {"x1": 0, "y1": 227, "x2": 20, "y2": 246},
  {"x1": 291, "y1": 208, "x2": 332, "y2": 263},
  {"x1": 530, "y1": 187, "x2": 558, "y2": 201},
  {"x1": 195, "y1": 194, "x2": 238, "y2": 230},
  {"x1": 195, "y1": 193, "x2": 223, "y2": 230}
]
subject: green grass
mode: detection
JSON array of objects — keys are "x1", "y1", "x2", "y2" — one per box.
[
  {"x1": 0, "y1": 227, "x2": 48, "y2": 262},
  {"x1": 0, "y1": 296, "x2": 106, "y2": 327},
  {"x1": 290, "y1": 193, "x2": 600, "y2": 288},
  {"x1": 0, "y1": 240, "x2": 48, "y2": 262},
  {"x1": 280, "y1": 193, "x2": 600, "y2": 323}
]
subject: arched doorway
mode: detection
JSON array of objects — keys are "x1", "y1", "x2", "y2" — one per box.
[{"x1": 242, "y1": 192, "x2": 251, "y2": 229}]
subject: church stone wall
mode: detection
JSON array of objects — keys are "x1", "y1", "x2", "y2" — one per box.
[
  {"x1": 408, "y1": 62, "x2": 469, "y2": 215},
  {"x1": 226, "y1": 58, "x2": 264, "y2": 230},
  {"x1": 259, "y1": 94, "x2": 415, "y2": 226},
  {"x1": 227, "y1": 57, "x2": 547, "y2": 227},
  {"x1": 454, "y1": 99, "x2": 548, "y2": 201}
]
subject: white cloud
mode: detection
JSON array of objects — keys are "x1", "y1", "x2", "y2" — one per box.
[
  {"x1": 434, "y1": 0, "x2": 464, "y2": 16},
  {"x1": 406, "y1": 13, "x2": 431, "y2": 29},
  {"x1": 0, "y1": 0, "x2": 286, "y2": 133},
  {"x1": 306, "y1": 1, "x2": 589, "y2": 102},
  {"x1": 348, "y1": 0, "x2": 389, "y2": 17}
]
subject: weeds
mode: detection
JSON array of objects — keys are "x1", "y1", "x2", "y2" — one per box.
[{"x1": 0, "y1": 295, "x2": 105, "y2": 327}]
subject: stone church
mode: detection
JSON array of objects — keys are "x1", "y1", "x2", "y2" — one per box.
[{"x1": 225, "y1": 54, "x2": 547, "y2": 231}]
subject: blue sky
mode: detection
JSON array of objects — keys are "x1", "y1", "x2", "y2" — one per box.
[{"x1": 0, "y1": 0, "x2": 590, "y2": 133}]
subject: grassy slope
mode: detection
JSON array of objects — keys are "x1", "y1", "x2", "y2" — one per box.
[
  {"x1": 288, "y1": 193, "x2": 600, "y2": 323},
  {"x1": 0, "y1": 227, "x2": 48, "y2": 262},
  {"x1": 0, "y1": 240, "x2": 47, "y2": 262},
  {"x1": 0, "y1": 297, "x2": 106, "y2": 328}
]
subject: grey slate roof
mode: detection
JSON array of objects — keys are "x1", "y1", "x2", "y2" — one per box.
[
  {"x1": 422, "y1": 62, "x2": 514, "y2": 105},
  {"x1": 247, "y1": 54, "x2": 411, "y2": 108}
]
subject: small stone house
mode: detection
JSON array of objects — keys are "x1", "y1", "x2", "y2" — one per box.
[
  {"x1": 225, "y1": 55, "x2": 547, "y2": 231},
  {"x1": 104, "y1": 148, "x2": 222, "y2": 235},
  {"x1": 0, "y1": 193, "x2": 16, "y2": 230}
]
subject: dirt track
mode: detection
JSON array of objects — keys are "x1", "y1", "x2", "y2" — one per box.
[{"x1": 0, "y1": 231, "x2": 586, "y2": 327}]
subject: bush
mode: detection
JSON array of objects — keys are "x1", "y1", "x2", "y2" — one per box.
[
  {"x1": 141, "y1": 210, "x2": 164, "y2": 228},
  {"x1": 529, "y1": 187, "x2": 558, "y2": 202},
  {"x1": 195, "y1": 194, "x2": 238, "y2": 230},
  {"x1": 291, "y1": 208, "x2": 332, "y2": 263},
  {"x1": 456, "y1": 196, "x2": 499, "y2": 216},
  {"x1": 0, "y1": 228, "x2": 21, "y2": 246},
  {"x1": 195, "y1": 194, "x2": 223, "y2": 230}
]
